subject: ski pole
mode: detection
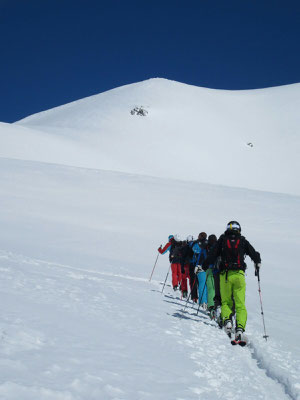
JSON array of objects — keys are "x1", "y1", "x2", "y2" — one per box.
[
  {"x1": 197, "y1": 270, "x2": 209, "y2": 315},
  {"x1": 161, "y1": 264, "x2": 171, "y2": 294},
  {"x1": 256, "y1": 267, "x2": 269, "y2": 341},
  {"x1": 149, "y1": 249, "x2": 160, "y2": 282}
]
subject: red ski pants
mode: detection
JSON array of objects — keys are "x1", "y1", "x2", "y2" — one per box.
[
  {"x1": 181, "y1": 265, "x2": 190, "y2": 291},
  {"x1": 171, "y1": 263, "x2": 182, "y2": 288}
]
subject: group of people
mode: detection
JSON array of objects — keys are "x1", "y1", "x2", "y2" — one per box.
[{"x1": 158, "y1": 220, "x2": 261, "y2": 345}]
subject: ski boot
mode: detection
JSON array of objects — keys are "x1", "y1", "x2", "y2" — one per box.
[
  {"x1": 224, "y1": 319, "x2": 233, "y2": 338},
  {"x1": 213, "y1": 306, "x2": 222, "y2": 328},
  {"x1": 208, "y1": 306, "x2": 216, "y2": 320},
  {"x1": 231, "y1": 328, "x2": 247, "y2": 347}
]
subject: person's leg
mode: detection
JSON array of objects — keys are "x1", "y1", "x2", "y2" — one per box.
[
  {"x1": 171, "y1": 263, "x2": 178, "y2": 288},
  {"x1": 181, "y1": 265, "x2": 188, "y2": 292},
  {"x1": 206, "y1": 269, "x2": 215, "y2": 309},
  {"x1": 220, "y1": 272, "x2": 234, "y2": 323},
  {"x1": 213, "y1": 272, "x2": 221, "y2": 307},
  {"x1": 176, "y1": 264, "x2": 182, "y2": 289},
  {"x1": 189, "y1": 265, "x2": 198, "y2": 301},
  {"x1": 197, "y1": 271, "x2": 208, "y2": 304},
  {"x1": 232, "y1": 271, "x2": 247, "y2": 331}
]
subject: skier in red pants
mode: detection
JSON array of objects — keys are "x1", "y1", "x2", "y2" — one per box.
[
  {"x1": 180, "y1": 235, "x2": 194, "y2": 298},
  {"x1": 158, "y1": 235, "x2": 182, "y2": 291}
]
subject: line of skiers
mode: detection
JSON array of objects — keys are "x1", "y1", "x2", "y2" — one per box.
[{"x1": 158, "y1": 221, "x2": 261, "y2": 345}]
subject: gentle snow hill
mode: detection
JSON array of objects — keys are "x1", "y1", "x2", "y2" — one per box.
[
  {"x1": 10, "y1": 78, "x2": 300, "y2": 196},
  {"x1": 0, "y1": 157, "x2": 299, "y2": 400},
  {"x1": 0, "y1": 122, "x2": 105, "y2": 168}
]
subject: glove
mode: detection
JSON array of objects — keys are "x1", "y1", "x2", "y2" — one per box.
[
  {"x1": 194, "y1": 265, "x2": 203, "y2": 274},
  {"x1": 158, "y1": 246, "x2": 162, "y2": 252},
  {"x1": 255, "y1": 263, "x2": 261, "y2": 276}
]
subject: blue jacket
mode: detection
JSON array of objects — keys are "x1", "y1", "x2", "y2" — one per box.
[{"x1": 192, "y1": 240, "x2": 207, "y2": 265}]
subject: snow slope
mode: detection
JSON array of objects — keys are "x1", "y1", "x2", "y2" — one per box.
[
  {"x1": 0, "y1": 157, "x2": 299, "y2": 400},
  {"x1": 10, "y1": 78, "x2": 300, "y2": 196},
  {"x1": 0, "y1": 79, "x2": 299, "y2": 399}
]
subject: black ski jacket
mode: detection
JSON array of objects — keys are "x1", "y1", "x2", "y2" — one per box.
[
  {"x1": 202, "y1": 231, "x2": 261, "y2": 272},
  {"x1": 169, "y1": 241, "x2": 184, "y2": 264}
]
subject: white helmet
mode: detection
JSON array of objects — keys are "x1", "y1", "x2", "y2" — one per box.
[
  {"x1": 174, "y1": 234, "x2": 181, "y2": 241},
  {"x1": 186, "y1": 235, "x2": 193, "y2": 242}
]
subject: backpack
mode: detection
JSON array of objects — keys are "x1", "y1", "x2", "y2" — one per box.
[
  {"x1": 169, "y1": 241, "x2": 183, "y2": 262},
  {"x1": 221, "y1": 235, "x2": 246, "y2": 271},
  {"x1": 172, "y1": 243, "x2": 184, "y2": 259}
]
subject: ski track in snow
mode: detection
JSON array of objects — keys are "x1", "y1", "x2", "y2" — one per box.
[
  {"x1": 167, "y1": 303, "x2": 298, "y2": 400},
  {"x1": 0, "y1": 250, "x2": 299, "y2": 400}
]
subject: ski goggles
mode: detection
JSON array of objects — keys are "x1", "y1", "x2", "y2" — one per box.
[{"x1": 226, "y1": 222, "x2": 240, "y2": 231}]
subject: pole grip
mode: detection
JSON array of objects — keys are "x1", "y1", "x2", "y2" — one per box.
[{"x1": 255, "y1": 266, "x2": 260, "y2": 281}]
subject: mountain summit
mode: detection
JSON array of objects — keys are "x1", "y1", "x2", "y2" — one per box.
[{"x1": 4, "y1": 78, "x2": 300, "y2": 195}]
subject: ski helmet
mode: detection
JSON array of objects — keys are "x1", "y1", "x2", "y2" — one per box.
[
  {"x1": 186, "y1": 235, "x2": 193, "y2": 242},
  {"x1": 174, "y1": 234, "x2": 181, "y2": 241},
  {"x1": 226, "y1": 221, "x2": 241, "y2": 233},
  {"x1": 168, "y1": 235, "x2": 174, "y2": 241}
]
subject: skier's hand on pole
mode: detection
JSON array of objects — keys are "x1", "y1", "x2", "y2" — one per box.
[{"x1": 255, "y1": 263, "x2": 261, "y2": 277}]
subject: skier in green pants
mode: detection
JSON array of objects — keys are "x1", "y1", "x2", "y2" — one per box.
[
  {"x1": 203, "y1": 221, "x2": 261, "y2": 345},
  {"x1": 220, "y1": 270, "x2": 246, "y2": 331}
]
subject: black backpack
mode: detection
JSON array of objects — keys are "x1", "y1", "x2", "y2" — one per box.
[
  {"x1": 169, "y1": 241, "x2": 182, "y2": 262},
  {"x1": 172, "y1": 243, "x2": 184, "y2": 258},
  {"x1": 221, "y1": 235, "x2": 246, "y2": 270}
]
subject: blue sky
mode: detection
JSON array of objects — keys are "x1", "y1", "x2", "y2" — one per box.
[{"x1": 1, "y1": 0, "x2": 300, "y2": 122}]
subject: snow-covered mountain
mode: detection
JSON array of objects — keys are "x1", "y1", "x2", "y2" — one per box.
[
  {"x1": 0, "y1": 79, "x2": 299, "y2": 399},
  {"x1": 8, "y1": 78, "x2": 300, "y2": 196}
]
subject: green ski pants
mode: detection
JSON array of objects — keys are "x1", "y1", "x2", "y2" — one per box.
[
  {"x1": 206, "y1": 269, "x2": 215, "y2": 309},
  {"x1": 220, "y1": 270, "x2": 247, "y2": 331}
]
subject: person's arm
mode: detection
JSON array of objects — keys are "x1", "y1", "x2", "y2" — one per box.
[
  {"x1": 158, "y1": 242, "x2": 171, "y2": 254},
  {"x1": 244, "y1": 239, "x2": 261, "y2": 264},
  {"x1": 192, "y1": 242, "x2": 200, "y2": 254}
]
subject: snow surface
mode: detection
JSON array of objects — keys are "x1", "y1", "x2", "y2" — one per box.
[
  {"x1": 0, "y1": 79, "x2": 299, "y2": 399},
  {"x1": 10, "y1": 78, "x2": 300, "y2": 196}
]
